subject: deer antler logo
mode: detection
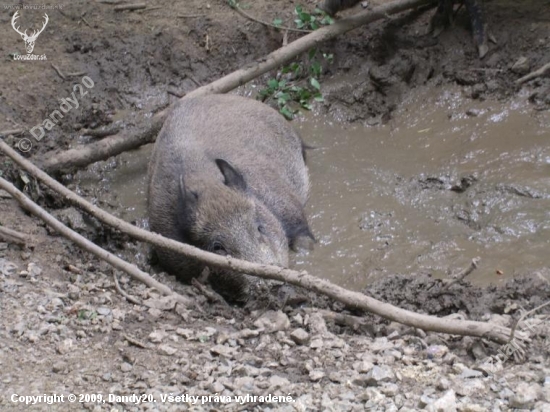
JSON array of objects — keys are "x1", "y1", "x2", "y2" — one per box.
[{"x1": 11, "y1": 11, "x2": 49, "y2": 54}]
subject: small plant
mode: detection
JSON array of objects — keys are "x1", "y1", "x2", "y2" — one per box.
[
  {"x1": 294, "y1": 5, "x2": 334, "y2": 30},
  {"x1": 258, "y1": 49, "x2": 333, "y2": 120}
]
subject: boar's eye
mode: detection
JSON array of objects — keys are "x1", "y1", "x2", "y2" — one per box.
[
  {"x1": 211, "y1": 241, "x2": 227, "y2": 254},
  {"x1": 257, "y1": 224, "x2": 266, "y2": 235}
]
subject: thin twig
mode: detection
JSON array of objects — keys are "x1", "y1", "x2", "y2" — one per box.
[
  {"x1": 509, "y1": 299, "x2": 550, "y2": 342},
  {"x1": 51, "y1": 64, "x2": 66, "y2": 80},
  {"x1": 113, "y1": 272, "x2": 144, "y2": 306},
  {"x1": 442, "y1": 257, "x2": 480, "y2": 291},
  {"x1": 230, "y1": 3, "x2": 312, "y2": 34},
  {"x1": 0, "y1": 129, "x2": 23, "y2": 137},
  {"x1": 124, "y1": 334, "x2": 148, "y2": 348},
  {"x1": 516, "y1": 62, "x2": 550, "y2": 85},
  {"x1": 114, "y1": 3, "x2": 146, "y2": 11},
  {"x1": 177, "y1": 14, "x2": 208, "y2": 18},
  {"x1": 0, "y1": 174, "x2": 192, "y2": 307},
  {"x1": 0, "y1": 225, "x2": 28, "y2": 245},
  {"x1": 81, "y1": 125, "x2": 122, "y2": 139},
  {"x1": 191, "y1": 278, "x2": 228, "y2": 306}
]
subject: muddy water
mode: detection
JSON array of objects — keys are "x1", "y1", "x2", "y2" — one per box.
[{"x1": 81, "y1": 85, "x2": 550, "y2": 291}]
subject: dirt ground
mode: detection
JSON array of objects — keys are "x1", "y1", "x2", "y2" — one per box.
[{"x1": 1, "y1": 0, "x2": 549, "y2": 411}]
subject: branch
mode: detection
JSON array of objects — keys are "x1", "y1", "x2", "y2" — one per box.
[
  {"x1": 37, "y1": 0, "x2": 437, "y2": 173},
  {"x1": 0, "y1": 140, "x2": 529, "y2": 345},
  {"x1": 0, "y1": 174, "x2": 192, "y2": 307},
  {"x1": 0, "y1": 225, "x2": 29, "y2": 246},
  {"x1": 516, "y1": 62, "x2": 550, "y2": 85}
]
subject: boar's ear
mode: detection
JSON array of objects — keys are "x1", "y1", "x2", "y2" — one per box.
[{"x1": 215, "y1": 159, "x2": 247, "y2": 192}]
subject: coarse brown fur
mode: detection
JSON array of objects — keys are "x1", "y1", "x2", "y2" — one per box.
[{"x1": 148, "y1": 94, "x2": 313, "y2": 301}]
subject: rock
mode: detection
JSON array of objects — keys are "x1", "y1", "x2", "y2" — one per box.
[
  {"x1": 290, "y1": 328, "x2": 310, "y2": 345},
  {"x1": 511, "y1": 56, "x2": 530, "y2": 74},
  {"x1": 52, "y1": 361, "x2": 66, "y2": 373},
  {"x1": 269, "y1": 375, "x2": 290, "y2": 387},
  {"x1": 509, "y1": 382, "x2": 541, "y2": 409},
  {"x1": 364, "y1": 366, "x2": 395, "y2": 386},
  {"x1": 120, "y1": 362, "x2": 133, "y2": 372},
  {"x1": 175, "y1": 328, "x2": 194, "y2": 339},
  {"x1": 234, "y1": 376, "x2": 256, "y2": 391},
  {"x1": 253, "y1": 310, "x2": 290, "y2": 333},
  {"x1": 210, "y1": 381, "x2": 225, "y2": 393},
  {"x1": 427, "y1": 390, "x2": 457, "y2": 412},
  {"x1": 380, "y1": 383, "x2": 399, "y2": 397},
  {"x1": 57, "y1": 339, "x2": 74, "y2": 355},
  {"x1": 427, "y1": 345, "x2": 449, "y2": 359},
  {"x1": 354, "y1": 360, "x2": 374, "y2": 374},
  {"x1": 459, "y1": 404, "x2": 488, "y2": 412},
  {"x1": 210, "y1": 344, "x2": 235, "y2": 359},
  {"x1": 97, "y1": 307, "x2": 111, "y2": 316},
  {"x1": 148, "y1": 331, "x2": 166, "y2": 343},
  {"x1": 307, "y1": 312, "x2": 328, "y2": 335},
  {"x1": 459, "y1": 368, "x2": 484, "y2": 379},
  {"x1": 309, "y1": 370, "x2": 325, "y2": 382},
  {"x1": 158, "y1": 344, "x2": 177, "y2": 356},
  {"x1": 437, "y1": 377, "x2": 451, "y2": 391},
  {"x1": 454, "y1": 379, "x2": 487, "y2": 397}
]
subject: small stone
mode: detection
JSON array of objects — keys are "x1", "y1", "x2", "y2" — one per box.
[
  {"x1": 509, "y1": 382, "x2": 541, "y2": 409},
  {"x1": 120, "y1": 362, "x2": 133, "y2": 372},
  {"x1": 427, "y1": 345, "x2": 449, "y2": 359},
  {"x1": 269, "y1": 375, "x2": 290, "y2": 387},
  {"x1": 428, "y1": 389, "x2": 457, "y2": 412},
  {"x1": 511, "y1": 56, "x2": 530, "y2": 74},
  {"x1": 175, "y1": 328, "x2": 194, "y2": 339},
  {"x1": 355, "y1": 361, "x2": 374, "y2": 374},
  {"x1": 210, "y1": 381, "x2": 225, "y2": 393},
  {"x1": 364, "y1": 365, "x2": 395, "y2": 386},
  {"x1": 309, "y1": 370, "x2": 325, "y2": 382},
  {"x1": 97, "y1": 307, "x2": 111, "y2": 316},
  {"x1": 460, "y1": 404, "x2": 488, "y2": 412},
  {"x1": 460, "y1": 368, "x2": 484, "y2": 379},
  {"x1": 290, "y1": 328, "x2": 310, "y2": 345},
  {"x1": 380, "y1": 383, "x2": 399, "y2": 397},
  {"x1": 148, "y1": 331, "x2": 166, "y2": 343},
  {"x1": 101, "y1": 373, "x2": 111, "y2": 382},
  {"x1": 158, "y1": 344, "x2": 177, "y2": 356},
  {"x1": 52, "y1": 361, "x2": 66, "y2": 373},
  {"x1": 56, "y1": 339, "x2": 74, "y2": 355},
  {"x1": 210, "y1": 344, "x2": 235, "y2": 359},
  {"x1": 253, "y1": 310, "x2": 290, "y2": 333},
  {"x1": 437, "y1": 377, "x2": 451, "y2": 391}
]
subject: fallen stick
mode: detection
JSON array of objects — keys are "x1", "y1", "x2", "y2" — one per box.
[
  {"x1": 114, "y1": 3, "x2": 146, "y2": 11},
  {"x1": 0, "y1": 141, "x2": 529, "y2": 346},
  {"x1": 0, "y1": 175, "x2": 192, "y2": 307},
  {"x1": 442, "y1": 257, "x2": 480, "y2": 291},
  {"x1": 0, "y1": 128, "x2": 24, "y2": 137},
  {"x1": 0, "y1": 225, "x2": 28, "y2": 245},
  {"x1": 516, "y1": 62, "x2": 550, "y2": 85},
  {"x1": 51, "y1": 64, "x2": 66, "y2": 80},
  {"x1": 38, "y1": 0, "x2": 436, "y2": 173}
]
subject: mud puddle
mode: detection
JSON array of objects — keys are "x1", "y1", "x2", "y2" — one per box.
[{"x1": 78, "y1": 85, "x2": 550, "y2": 292}]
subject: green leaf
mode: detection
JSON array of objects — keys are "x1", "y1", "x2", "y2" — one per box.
[
  {"x1": 310, "y1": 61, "x2": 322, "y2": 77},
  {"x1": 273, "y1": 18, "x2": 283, "y2": 27},
  {"x1": 308, "y1": 48, "x2": 317, "y2": 59},
  {"x1": 295, "y1": 5, "x2": 303, "y2": 14},
  {"x1": 280, "y1": 106, "x2": 295, "y2": 120},
  {"x1": 301, "y1": 103, "x2": 312, "y2": 110},
  {"x1": 310, "y1": 77, "x2": 321, "y2": 91},
  {"x1": 267, "y1": 78, "x2": 279, "y2": 89}
]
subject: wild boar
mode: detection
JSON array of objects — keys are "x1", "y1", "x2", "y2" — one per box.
[{"x1": 148, "y1": 94, "x2": 313, "y2": 302}]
